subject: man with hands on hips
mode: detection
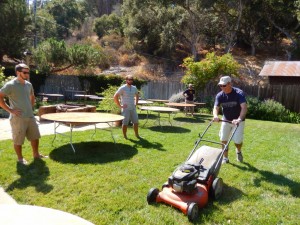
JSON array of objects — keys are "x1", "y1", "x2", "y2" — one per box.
[
  {"x1": 114, "y1": 75, "x2": 140, "y2": 139},
  {"x1": 213, "y1": 76, "x2": 247, "y2": 164}
]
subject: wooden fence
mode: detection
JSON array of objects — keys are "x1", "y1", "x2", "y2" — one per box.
[
  {"x1": 141, "y1": 81, "x2": 300, "y2": 113},
  {"x1": 37, "y1": 75, "x2": 300, "y2": 113}
]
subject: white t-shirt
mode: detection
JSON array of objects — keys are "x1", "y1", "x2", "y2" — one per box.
[{"x1": 116, "y1": 84, "x2": 138, "y2": 110}]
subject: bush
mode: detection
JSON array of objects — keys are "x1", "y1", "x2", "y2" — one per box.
[
  {"x1": 168, "y1": 92, "x2": 184, "y2": 103},
  {"x1": 98, "y1": 85, "x2": 120, "y2": 114},
  {"x1": 246, "y1": 96, "x2": 300, "y2": 124}
]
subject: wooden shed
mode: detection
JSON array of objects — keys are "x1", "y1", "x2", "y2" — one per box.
[{"x1": 259, "y1": 61, "x2": 300, "y2": 85}]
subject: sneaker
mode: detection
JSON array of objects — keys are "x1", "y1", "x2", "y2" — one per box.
[
  {"x1": 34, "y1": 154, "x2": 48, "y2": 159},
  {"x1": 17, "y1": 158, "x2": 28, "y2": 165},
  {"x1": 222, "y1": 157, "x2": 229, "y2": 164},
  {"x1": 236, "y1": 151, "x2": 243, "y2": 162}
]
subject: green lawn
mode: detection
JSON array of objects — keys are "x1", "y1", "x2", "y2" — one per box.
[{"x1": 0, "y1": 112, "x2": 299, "y2": 225}]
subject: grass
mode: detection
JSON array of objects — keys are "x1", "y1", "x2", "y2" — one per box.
[{"x1": 0, "y1": 112, "x2": 299, "y2": 225}]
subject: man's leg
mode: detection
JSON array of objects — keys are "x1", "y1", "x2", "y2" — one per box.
[
  {"x1": 122, "y1": 125, "x2": 128, "y2": 139},
  {"x1": 133, "y1": 123, "x2": 139, "y2": 138},
  {"x1": 14, "y1": 144, "x2": 23, "y2": 161},
  {"x1": 31, "y1": 139, "x2": 40, "y2": 158}
]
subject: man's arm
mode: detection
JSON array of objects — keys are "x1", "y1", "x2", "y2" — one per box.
[
  {"x1": 232, "y1": 102, "x2": 247, "y2": 125},
  {"x1": 113, "y1": 93, "x2": 122, "y2": 108},
  {"x1": 0, "y1": 92, "x2": 21, "y2": 116},
  {"x1": 238, "y1": 102, "x2": 247, "y2": 120},
  {"x1": 30, "y1": 92, "x2": 35, "y2": 107},
  {"x1": 213, "y1": 105, "x2": 220, "y2": 122},
  {"x1": 135, "y1": 92, "x2": 139, "y2": 106}
]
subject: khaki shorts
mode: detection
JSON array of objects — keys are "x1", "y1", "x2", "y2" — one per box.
[
  {"x1": 10, "y1": 117, "x2": 41, "y2": 145},
  {"x1": 122, "y1": 108, "x2": 138, "y2": 125},
  {"x1": 219, "y1": 121, "x2": 245, "y2": 144}
]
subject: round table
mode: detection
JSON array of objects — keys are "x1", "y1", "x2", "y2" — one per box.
[
  {"x1": 0, "y1": 204, "x2": 94, "y2": 225},
  {"x1": 147, "y1": 99, "x2": 169, "y2": 103},
  {"x1": 37, "y1": 93, "x2": 64, "y2": 102},
  {"x1": 138, "y1": 100, "x2": 153, "y2": 105},
  {"x1": 139, "y1": 106, "x2": 179, "y2": 126},
  {"x1": 41, "y1": 112, "x2": 124, "y2": 152},
  {"x1": 165, "y1": 102, "x2": 196, "y2": 107}
]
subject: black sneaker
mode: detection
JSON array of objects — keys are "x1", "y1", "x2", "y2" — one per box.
[{"x1": 236, "y1": 151, "x2": 243, "y2": 162}]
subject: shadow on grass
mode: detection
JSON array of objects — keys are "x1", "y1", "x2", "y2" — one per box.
[
  {"x1": 173, "y1": 114, "x2": 211, "y2": 123},
  {"x1": 148, "y1": 126, "x2": 190, "y2": 133},
  {"x1": 232, "y1": 162, "x2": 300, "y2": 198},
  {"x1": 6, "y1": 158, "x2": 53, "y2": 193},
  {"x1": 128, "y1": 137, "x2": 166, "y2": 151},
  {"x1": 49, "y1": 141, "x2": 138, "y2": 164}
]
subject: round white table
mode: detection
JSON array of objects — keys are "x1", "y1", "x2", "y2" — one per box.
[
  {"x1": 0, "y1": 204, "x2": 94, "y2": 225},
  {"x1": 139, "y1": 106, "x2": 179, "y2": 126},
  {"x1": 41, "y1": 112, "x2": 124, "y2": 152}
]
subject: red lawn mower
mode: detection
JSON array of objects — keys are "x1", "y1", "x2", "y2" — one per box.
[{"x1": 147, "y1": 120, "x2": 238, "y2": 222}]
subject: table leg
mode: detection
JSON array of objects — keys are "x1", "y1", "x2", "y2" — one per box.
[
  {"x1": 51, "y1": 121, "x2": 59, "y2": 146},
  {"x1": 69, "y1": 124, "x2": 76, "y2": 153},
  {"x1": 168, "y1": 113, "x2": 173, "y2": 126},
  {"x1": 106, "y1": 123, "x2": 116, "y2": 144},
  {"x1": 142, "y1": 110, "x2": 149, "y2": 127}
]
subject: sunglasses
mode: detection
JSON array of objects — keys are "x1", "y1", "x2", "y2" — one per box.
[
  {"x1": 219, "y1": 84, "x2": 227, "y2": 88},
  {"x1": 127, "y1": 79, "x2": 133, "y2": 81},
  {"x1": 21, "y1": 71, "x2": 30, "y2": 74}
]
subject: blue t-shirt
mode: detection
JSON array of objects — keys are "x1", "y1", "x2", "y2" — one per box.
[{"x1": 214, "y1": 87, "x2": 246, "y2": 121}]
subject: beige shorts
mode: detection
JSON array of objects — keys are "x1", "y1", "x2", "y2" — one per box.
[
  {"x1": 122, "y1": 108, "x2": 138, "y2": 125},
  {"x1": 219, "y1": 121, "x2": 245, "y2": 144},
  {"x1": 10, "y1": 117, "x2": 41, "y2": 145}
]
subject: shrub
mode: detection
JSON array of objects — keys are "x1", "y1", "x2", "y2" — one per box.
[
  {"x1": 98, "y1": 85, "x2": 120, "y2": 114},
  {"x1": 246, "y1": 96, "x2": 300, "y2": 124},
  {"x1": 168, "y1": 92, "x2": 184, "y2": 103}
]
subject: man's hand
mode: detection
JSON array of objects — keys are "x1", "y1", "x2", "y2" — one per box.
[
  {"x1": 10, "y1": 108, "x2": 22, "y2": 117},
  {"x1": 232, "y1": 118, "x2": 242, "y2": 125},
  {"x1": 213, "y1": 117, "x2": 220, "y2": 122}
]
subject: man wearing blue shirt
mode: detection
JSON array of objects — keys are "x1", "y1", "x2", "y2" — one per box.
[{"x1": 213, "y1": 76, "x2": 247, "y2": 164}]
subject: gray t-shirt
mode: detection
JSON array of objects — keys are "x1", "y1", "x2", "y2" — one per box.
[
  {"x1": 0, "y1": 78, "x2": 35, "y2": 118},
  {"x1": 116, "y1": 84, "x2": 138, "y2": 110}
]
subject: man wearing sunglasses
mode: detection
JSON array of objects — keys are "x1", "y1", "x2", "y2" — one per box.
[
  {"x1": 213, "y1": 76, "x2": 247, "y2": 164},
  {"x1": 0, "y1": 63, "x2": 46, "y2": 165},
  {"x1": 114, "y1": 75, "x2": 140, "y2": 139}
]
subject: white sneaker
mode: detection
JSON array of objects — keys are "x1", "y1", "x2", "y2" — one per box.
[{"x1": 222, "y1": 157, "x2": 229, "y2": 164}]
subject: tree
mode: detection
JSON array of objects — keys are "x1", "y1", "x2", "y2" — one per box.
[
  {"x1": 0, "y1": 0, "x2": 30, "y2": 62},
  {"x1": 44, "y1": 0, "x2": 87, "y2": 39},
  {"x1": 181, "y1": 52, "x2": 240, "y2": 90},
  {"x1": 93, "y1": 13, "x2": 123, "y2": 39},
  {"x1": 32, "y1": 38, "x2": 109, "y2": 73}
]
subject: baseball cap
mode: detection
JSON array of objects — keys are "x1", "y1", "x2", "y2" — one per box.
[
  {"x1": 218, "y1": 76, "x2": 231, "y2": 85},
  {"x1": 15, "y1": 63, "x2": 29, "y2": 72}
]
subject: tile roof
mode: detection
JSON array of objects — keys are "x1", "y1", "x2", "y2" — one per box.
[{"x1": 259, "y1": 61, "x2": 300, "y2": 77}]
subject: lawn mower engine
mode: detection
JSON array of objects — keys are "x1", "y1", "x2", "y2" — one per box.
[{"x1": 168, "y1": 162, "x2": 203, "y2": 194}]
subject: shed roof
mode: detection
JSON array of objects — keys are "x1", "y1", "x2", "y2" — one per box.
[{"x1": 259, "y1": 61, "x2": 300, "y2": 77}]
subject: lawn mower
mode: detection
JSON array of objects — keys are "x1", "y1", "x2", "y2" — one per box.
[{"x1": 147, "y1": 120, "x2": 238, "y2": 222}]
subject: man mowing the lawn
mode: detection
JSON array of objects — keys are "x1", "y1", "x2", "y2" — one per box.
[
  {"x1": 0, "y1": 63, "x2": 47, "y2": 165},
  {"x1": 213, "y1": 76, "x2": 247, "y2": 164}
]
